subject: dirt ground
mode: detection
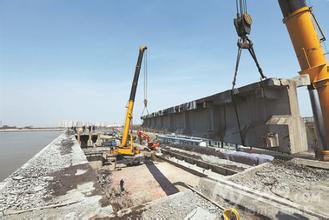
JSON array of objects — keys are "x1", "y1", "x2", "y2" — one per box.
[
  {"x1": 110, "y1": 163, "x2": 166, "y2": 210},
  {"x1": 153, "y1": 160, "x2": 201, "y2": 190},
  {"x1": 109, "y1": 159, "x2": 202, "y2": 211}
]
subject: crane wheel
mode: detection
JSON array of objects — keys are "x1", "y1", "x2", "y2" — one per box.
[{"x1": 223, "y1": 208, "x2": 240, "y2": 220}]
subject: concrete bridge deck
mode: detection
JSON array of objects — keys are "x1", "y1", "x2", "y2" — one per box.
[{"x1": 142, "y1": 77, "x2": 311, "y2": 154}]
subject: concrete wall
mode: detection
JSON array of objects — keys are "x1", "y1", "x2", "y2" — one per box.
[{"x1": 142, "y1": 78, "x2": 308, "y2": 154}]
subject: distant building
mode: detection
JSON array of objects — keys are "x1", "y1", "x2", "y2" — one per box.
[{"x1": 0, "y1": 125, "x2": 17, "y2": 129}]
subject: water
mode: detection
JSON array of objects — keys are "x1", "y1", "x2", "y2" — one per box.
[{"x1": 0, "y1": 130, "x2": 62, "y2": 181}]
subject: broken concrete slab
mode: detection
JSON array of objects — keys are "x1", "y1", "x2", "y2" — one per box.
[
  {"x1": 107, "y1": 190, "x2": 223, "y2": 219},
  {"x1": 225, "y1": 160, "x2": 329, "y2": 219},
  {"x1": 184, "y1": 207, "x2": 217, "y2": 220},
  {"x1": 198, "y1": 177, "x2": 328, "y2": 219},
  {"x1": 291, "y1": 158, "x2": 329, "y2": 170}
]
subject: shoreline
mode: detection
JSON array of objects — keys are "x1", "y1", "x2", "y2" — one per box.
[
  {"x1": 0, "y1": 128, "x2": 64, "y2": 132},
  {"x1": 0, "y1": 133, "x2": 111, "y2": 218}
]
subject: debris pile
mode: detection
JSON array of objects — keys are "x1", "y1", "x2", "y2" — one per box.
[
  {"x1": 97, "y1": 168, "x2": 112, "y2": 197},
  {"x1": 229, "y1": 160, "x2": 329, "y2": 211},
  {"x1": 141, "y1": 191, "x2": 222, "y2": 219}
]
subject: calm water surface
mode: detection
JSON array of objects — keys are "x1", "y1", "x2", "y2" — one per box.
[{"x1": 0, "y1": 131, "x2": 62, "y2": 181}]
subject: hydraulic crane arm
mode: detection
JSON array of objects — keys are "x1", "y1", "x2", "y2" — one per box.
[
  {"x1": 278, "y1": 0, "x2": 329, "y2": 158},
  {"x1": 121, "y1": 45, "x2": 147, "y2": 148}
]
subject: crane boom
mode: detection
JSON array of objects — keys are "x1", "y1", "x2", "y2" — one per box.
[
  {"x1": 121, "y1": 45, "x2": 147, "y2": 148},
  {"x1": 278, "y1": 0, "x2": 329, "y2": 158}
]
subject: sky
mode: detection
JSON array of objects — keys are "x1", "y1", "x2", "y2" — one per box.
[{"x1": 0, "y1": 0, "x2": 329, "y2": 127}]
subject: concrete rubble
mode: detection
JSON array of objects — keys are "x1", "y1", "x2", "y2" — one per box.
[
  {"x1": 184, "y1": 207, "x2": 217, "y2": 220},
  {"x1": 111, "y1": 187, "x2": 262, "y2": 219},
  {"x1": 110, "y1": 190, "x2": 223, "y2": 220},
  {"x1": 228, "y1": 160, "x2": 329, "y2": 214},
  {"x1": 141, "y1": 191, "x2": 221, "y2": 220}
]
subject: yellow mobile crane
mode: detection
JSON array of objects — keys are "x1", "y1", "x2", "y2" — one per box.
[
  {"x1": 233, "y1": 0, "x2": 329, "y2": 160},
  {"x1": 113, "y1": 45, "x2": 147, "y2": 156},
  {"x1": 278, "y1": 0, "x2": 329, "y2": 160}
]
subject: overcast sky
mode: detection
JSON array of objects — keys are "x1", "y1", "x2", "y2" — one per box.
[{"x1": 1, "y1": 0, "x2": 329, "y2": 127}]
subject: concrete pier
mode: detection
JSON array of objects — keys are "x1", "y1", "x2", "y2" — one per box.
[{"x1": 0, "y1": 133, "x2": 112, "y2": 219}]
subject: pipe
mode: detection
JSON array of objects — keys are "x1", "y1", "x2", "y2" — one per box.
[{"x1": 308, "y1": 86, "x2": 326, "y2": 148}]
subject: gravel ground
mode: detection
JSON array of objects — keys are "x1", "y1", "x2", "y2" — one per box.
[
  {"x1": 111, "y1": 188, "x2": 263, "y2": 220},
  {"x1": 229, "y1": 159, "x2": 329, "y2": 212},
  {"x1": 141, "y1": 191, "x2": 222, "y2": 220}
]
